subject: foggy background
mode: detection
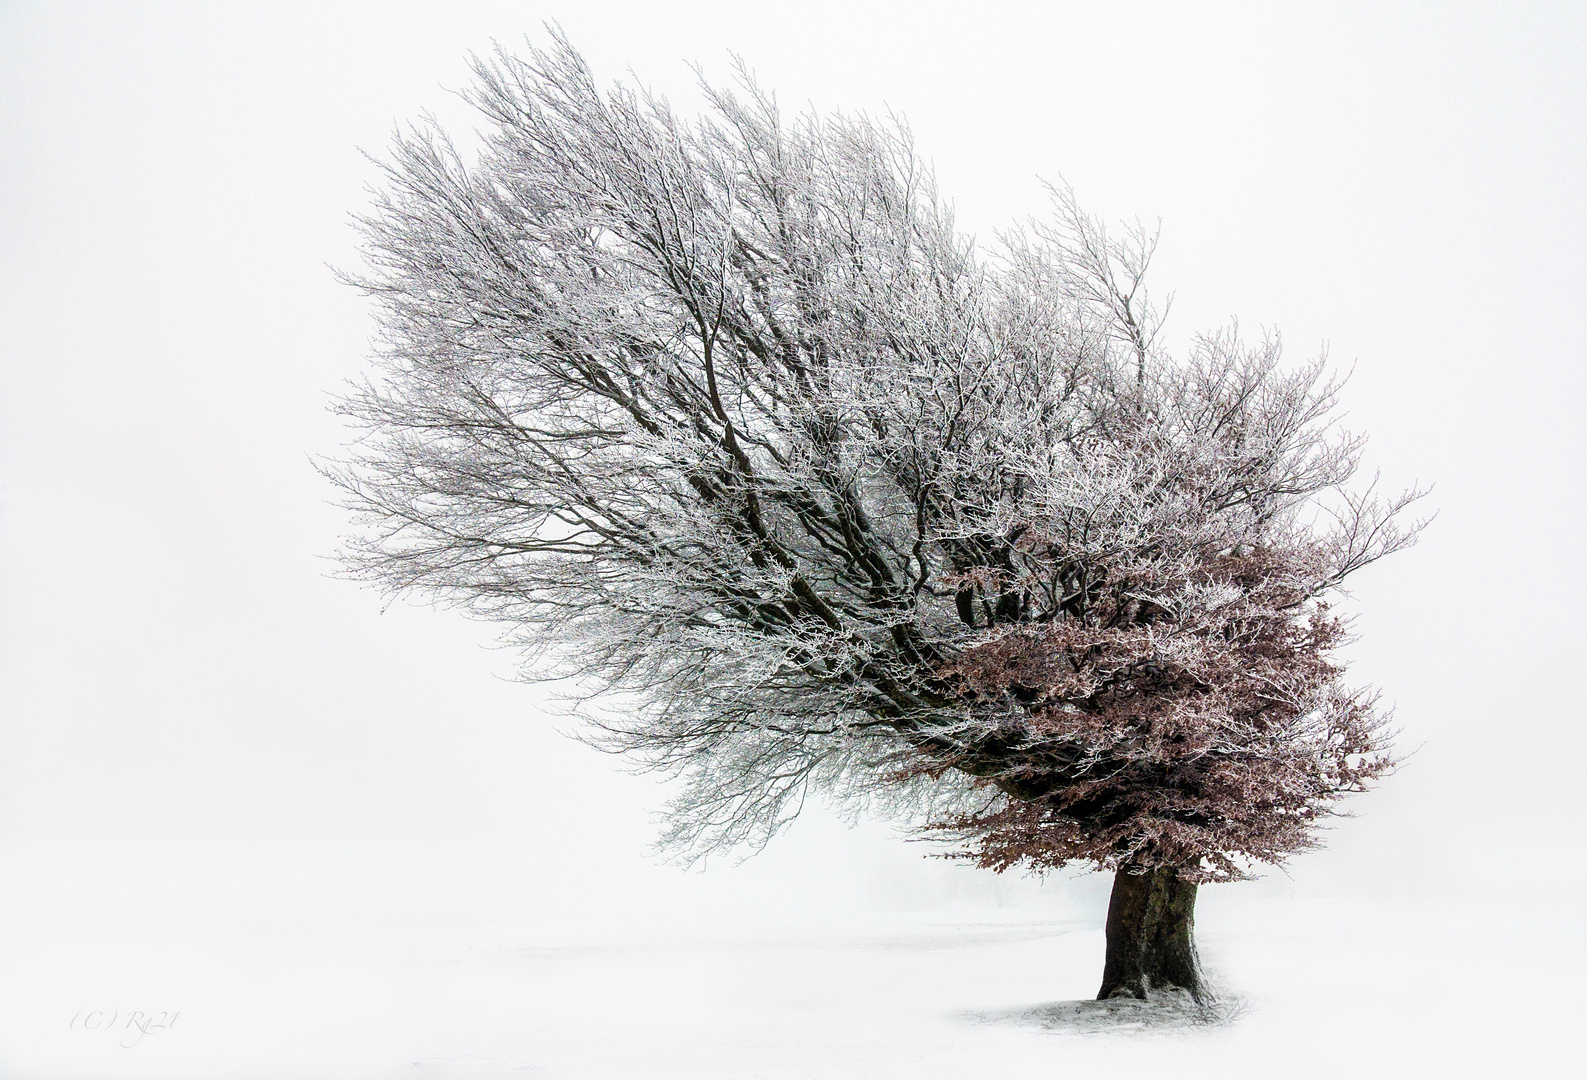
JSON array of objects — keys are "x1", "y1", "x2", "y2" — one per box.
[{"x1": 3, "y1": 2, "x2": 1583, "y2": 1075}]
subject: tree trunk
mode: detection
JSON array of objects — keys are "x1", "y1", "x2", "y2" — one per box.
[{"x1": 1097, "y1": 865, "x2": 1208, "y2": 1003}]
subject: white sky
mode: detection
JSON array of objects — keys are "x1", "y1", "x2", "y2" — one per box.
[{"x1": 2, "y1": 0, "x2": 1585, "y2": 940}]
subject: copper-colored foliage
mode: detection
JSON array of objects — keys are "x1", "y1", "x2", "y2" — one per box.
[{"x1": 930, "y1": 545, "x2": 1398, "y2": 882}]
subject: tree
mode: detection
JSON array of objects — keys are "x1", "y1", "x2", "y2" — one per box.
[{"x1": 328, "y1": 32, "x2": 1424, "y2": 1005}]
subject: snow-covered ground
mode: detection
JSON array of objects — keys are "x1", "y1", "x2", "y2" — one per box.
[{"x1": 1, "y1": 833, "x2": 1576, "y2": 1079}]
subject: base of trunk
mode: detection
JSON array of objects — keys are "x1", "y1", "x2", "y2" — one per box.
[{"x1": 1097, "y1": 866, "x2": 1208, "y2": 1003}]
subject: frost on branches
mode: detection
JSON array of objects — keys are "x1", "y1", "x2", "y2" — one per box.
[{"x1": 329, "y1": 32, "x2": 1425, "y2": 1003}]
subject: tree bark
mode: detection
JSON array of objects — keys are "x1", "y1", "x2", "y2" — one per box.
[{"x1": 1097, "y1": 866, "x2": 1208, "y2": 1003}]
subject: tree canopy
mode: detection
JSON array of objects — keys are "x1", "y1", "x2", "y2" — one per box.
[{"x1": 329, "y1": 32, "x2": 1423, "y2": 889}]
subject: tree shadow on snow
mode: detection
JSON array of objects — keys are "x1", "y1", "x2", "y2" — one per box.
[{"x1": 960, "y1": 989, "x2": 1246, "y2": 1035}]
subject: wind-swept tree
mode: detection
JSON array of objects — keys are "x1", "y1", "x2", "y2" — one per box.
[{"x1": 329, "y1": 32, "x2": 1423, "y2": 1004}]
